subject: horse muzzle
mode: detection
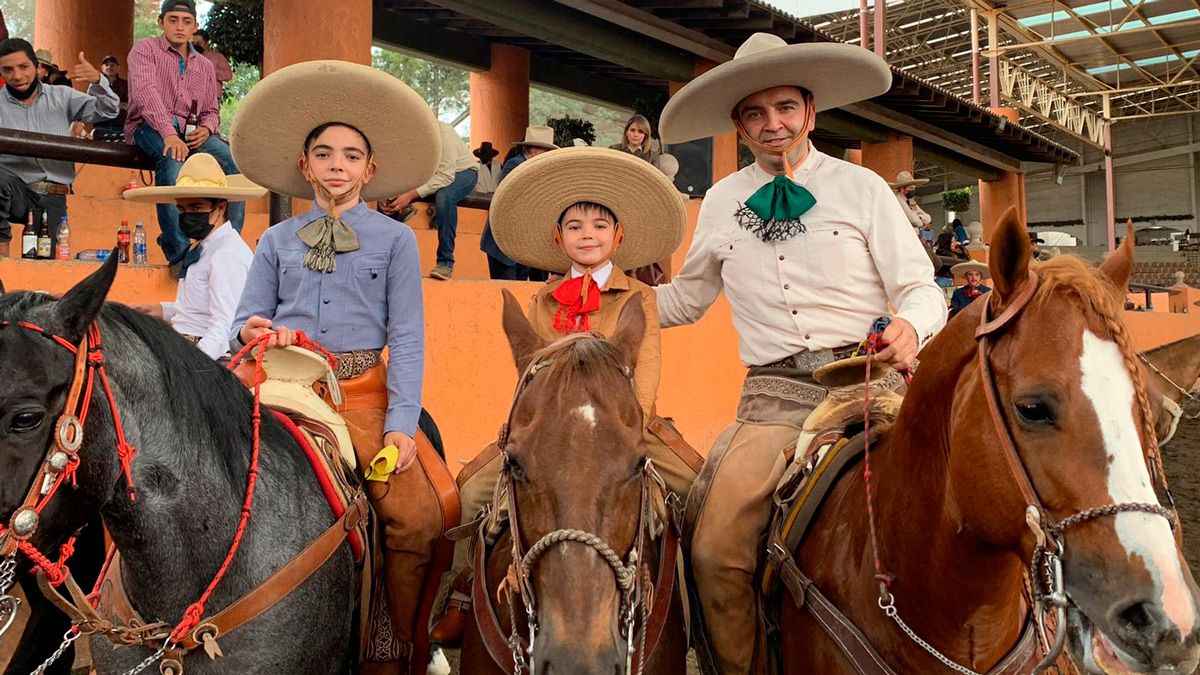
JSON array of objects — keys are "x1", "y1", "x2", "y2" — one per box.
[{"x1": 1069, "y1": 605, "x2": 1200, "y2": 674}]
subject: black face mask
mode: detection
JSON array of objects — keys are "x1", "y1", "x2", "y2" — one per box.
[
  {"x1": 5, "y1": 78, "x2": 38, "y2": 101},
  {"x1": 193, "y1": 44, "x2": 206, "y2": 54},
  {"x1": 179, "y1": 211, "x2": 215, "y2": 241}
]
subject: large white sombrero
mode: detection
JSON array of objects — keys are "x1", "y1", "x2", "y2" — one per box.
[
  {"x1": 513, "y1": 125, "x2": 559, "y2": 151},
  {"x1": 887, "y1": 171, "x2": 929, "y2": 189},
  {"x1": 230, "y1": 60, "x2": 440, "y2": 202},
  {"x1": 951, "y1": 260, "x2": 990, "y2": 278},
  {"x1": 490, "y1": 147, "x2": 685, "y2": 273},
  {"x1": 659, "y1": 33, "x2": 893, "y2": 144},
  {"x1": 123, "y1": 153, "x2": 266, "y2": 203}
]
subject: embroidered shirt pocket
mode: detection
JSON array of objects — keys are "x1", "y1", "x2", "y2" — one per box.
[
  {"x1": 352, "y1": 254, "x2": 389, "y2": 309},
  {"x1": 277, "y1": 248, "x2": 313, "y2": 300}
]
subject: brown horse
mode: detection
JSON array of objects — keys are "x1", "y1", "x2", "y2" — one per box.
[
  {"x1": 1140, "y1": 334, "x2": 1200, "y2": 446},
  {"x1": 776, "y1": 211, "x2": 1200, "y2": 674},
  {"x1": 460, "y1": 291, "x2": 686, "y2": 675}
]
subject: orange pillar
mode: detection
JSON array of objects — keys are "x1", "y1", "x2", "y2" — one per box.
[
  {"x1": 860, "y1": 132, "x2": 913, "y2": 184},
  {"x1": 34, "y1": 0, "x2": 134, "y2": 88},
  {"x1": 470, "y1": 44, "x2": 530, "y2": 158},
  {"x1": 978, "y1": 107, "x2": 1028, "y2": 243},
  {"x1": 845, "y1": 149, "x2": 863, "y2": 166},
  {"x1": 263, "y1": 0, "x2": 371, "y2": 74}
]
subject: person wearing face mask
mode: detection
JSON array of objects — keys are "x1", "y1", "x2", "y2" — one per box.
[
  {"x1": 125, "y1": 153, "x2": 261, "y2": 359},
  {"x1": 228, "y1": 61, "x2": 459, "y2": 675},
  {"x1": 655, "y1": 33, "x2": 947, "y2": 674},
  {"x1": 889, "y1": 170, "x2": 932, "y2": 234},
  {"x1": 0, "y1": 38, "x2": 117, "y2": 256}
]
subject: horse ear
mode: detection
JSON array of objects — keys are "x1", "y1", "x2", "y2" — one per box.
[
  {"x1": 1099, "y1": 219, "x2": 1135, "y2": 297},
  {"x1": 500, "y1": 288, "x2": 546, "y2": 374},
  {"x1": 611, "y1": 292, "x2": 646, "y2": 368},
  {"x1": 53, "y1": 249, "x2": 118, "y2": 343},
  {"x1": 987, "y1": 207, "x2": 1031, "y2": 301}
]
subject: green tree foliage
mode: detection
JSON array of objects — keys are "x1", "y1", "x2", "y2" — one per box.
[
  {"x1": 372, "y1": 48, "x2": 468, "y2": 118},
  {"x1": 2, "y1": 0, "x2": 36, "y2": 41},
  {"x1": 546, "y1": 116, "x2": 595, "y2": 147},
  {"x1": 529, "y1": 87, "x2": 628, "y2": 147},
  {"x1": 134, "y1": 0, "x2": 163, "y2": 42},
  {"x1": 205, "y1": 0, "x2": 264, "y2": 67}
]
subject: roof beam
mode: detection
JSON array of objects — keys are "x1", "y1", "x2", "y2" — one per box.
[
  {"x1": 843, "y1": 100, "x2": 1025, "y2": 172},
  {"x1": 373, "y1": 8, "x2": 491, "y2": 70}
]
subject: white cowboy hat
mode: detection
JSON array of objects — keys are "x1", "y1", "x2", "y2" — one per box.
[
  {"x1": 951, "y1": 260, "x2": 990, "y2": 278},
  {"x1": 887, "y1": 171, "x2": 929, "y2": 189},
  {"x1": 229, "y1": 60, "x2": 441, "y2": 203},
  {"x1": 512, "y1": 125, "x2": 559, "y2": 151},
  {"x1": 659, "y1": 33, "x2": 893, "y2": 144},
  {"x1": 123, "y1": 153, "x2": 266, "y2": 203},
  {"x1": 490, "y1": 147, "x2": 685, "y2": 274}
]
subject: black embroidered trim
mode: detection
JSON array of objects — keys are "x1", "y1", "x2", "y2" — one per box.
[{"x1": 734, "y1": 202, "x2": 806, "y2": 242}]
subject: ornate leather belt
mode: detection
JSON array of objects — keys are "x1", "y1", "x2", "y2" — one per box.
[
  {"x1": 760, "y1": 344, "x2": 859, "y2": 373},
  {"x1": 332, "y1": 349, "x2": 381, "y2": 380},
  {"x1": 26, "y1": 180, "x2": 71, "y2": 196}
]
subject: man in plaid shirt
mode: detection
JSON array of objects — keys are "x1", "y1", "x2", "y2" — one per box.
[{"x1": 126, "y1": 0, "x2": 244, "y2": 276}]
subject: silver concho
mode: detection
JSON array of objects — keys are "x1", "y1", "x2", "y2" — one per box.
[
  {"x1": 47, "y1": 451, "x2": 70, "y2": 473},
  {"x1": 11, "y1": 509, "x2": 38, "y2": 537},
  {"x1": 56, "y1": 416, "x2": 83, "y2": 452}
]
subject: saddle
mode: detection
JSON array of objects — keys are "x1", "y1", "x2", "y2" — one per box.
[{"x1": 254, "y1": 346, "x2": 357, "y2": 469}]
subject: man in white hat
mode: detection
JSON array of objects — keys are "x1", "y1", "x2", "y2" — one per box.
[
  {"x1": 227, "y1": 60, "x2": 459, "y2": 674},
  {"x1": 654, "y1": 33, "x2": 948, "y2": 673},
  {"x1": 888, "y1": 169, "x2": 932, "y2": 233},
  {"x1": 949, "y1": 259, "x2": 990, "y2": 318},
  {"x1": 479, "y1": 125, "x2": 558, "y2": 280},
  {"x1": 125, "y1": 153, "x2": 262, "y2": 359}
]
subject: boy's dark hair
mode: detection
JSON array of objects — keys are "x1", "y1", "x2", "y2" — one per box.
[
  {"x1": 557, "y1": 201, "x2": 617, "y2": 227},
  {"x1": 194, "y1": 29, "x2": 209, "y2": 41},
  {"x1": 0, "y1": 39, "x2": 37, "y2": 67},
  {"x1": 303, "y1": 122, "x2": 373, "y2": 156}
]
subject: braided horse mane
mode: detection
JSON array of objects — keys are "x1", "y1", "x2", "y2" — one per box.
[{"x1": 1028, "y1": 254, "x2": 1168, "y2": 485}]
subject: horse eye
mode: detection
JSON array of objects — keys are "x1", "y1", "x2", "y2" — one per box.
[
  {"x1": 506, "y1": 456, "x2": 526, "y2": 482},
  {"x1": 10, "y1": 411, "x2": 45, "y2": 433},
  {"x1": 1014, "y1": 400, "x2": 1055, "y2": 426}
]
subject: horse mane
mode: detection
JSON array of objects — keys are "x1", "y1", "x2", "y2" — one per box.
[
  {"x1": 530, "y1": 335, "x2": 633, "y2": 402},
  {"x1": 1031, "y1": 256, "x2": 1165, "y2": 478}
]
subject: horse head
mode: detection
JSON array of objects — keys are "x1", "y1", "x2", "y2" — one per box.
[
  {"x1": 946, "y1": 210, "x2": 1199, "y2": 673},
  {"x1": 0, "y1": 255, "x2": 121, "y2": 567},
  {"x1": 499, "y1": 288, "x2": 648, "y2": 674}
]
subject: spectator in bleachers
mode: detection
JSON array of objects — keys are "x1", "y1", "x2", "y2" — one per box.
[
  {"x1": 473, "y1": 141, "x2": 501, "y2": 194},
  {"x1": 609, "y1": 113, "x2": 658, "y2": 164},
  {"x1": 480, "y1": 125, "x2": 557, "y2": 280},
  {"x1": 191, "y1": 29, "x2": 232, "y2": 93},
  {"x1": 949, "y1": 260, "x2": 990, "y2": 318},
  {"x1": 35, "y1": 50, "x2": 69, "y2": 86},
  {"x1": 127, "y1": 0, "x2": 244, "y2": 277},
  {"x1": 379, "y1": 120, "x2": 477, "y2": 280},
  {"x1": 0, "y1": 38, "x2": 118, "y2": 256},
  {"x1": 92, "y1": 55, "x2": 128, "y2": 141}
]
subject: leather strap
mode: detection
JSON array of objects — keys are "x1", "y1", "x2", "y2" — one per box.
[
  {"x1": 630, "y1": 522, "x2": 680, "y2": 673},
  {"x1": 472, "y1": 526, "x2": 517, "y2": 672},
  {"x1": 646, "y1": 416, "x2": 704, "y2": 474}
]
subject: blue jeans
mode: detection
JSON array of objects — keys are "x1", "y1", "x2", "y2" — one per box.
[
  {"x1": 432, "y1": 168, "x2": 478, "y2": 268},
  {"x1": 132, "y1": 125, "x2": 246, "y2": 265}
]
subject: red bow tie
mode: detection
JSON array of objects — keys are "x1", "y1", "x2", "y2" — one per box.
[{"x1": 552, "y1": 275, "x2": 602, "y2": 334}]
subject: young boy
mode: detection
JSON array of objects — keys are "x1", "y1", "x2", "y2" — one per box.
[
  {"x1": 227, "y1": 60, "x2": 459, "y2": 674},
  {"x1": 431, "y1": 146, "x2": 703, "y2": 645}
]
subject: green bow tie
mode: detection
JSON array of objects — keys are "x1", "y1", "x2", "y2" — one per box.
[{"x1": 737, "y1": 175, "x2": 817, "y2": 243}]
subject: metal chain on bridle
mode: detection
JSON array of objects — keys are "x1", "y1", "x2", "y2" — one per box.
[{"x1": 1138, "y1": 352, "x2": 1200, "y2": 423}]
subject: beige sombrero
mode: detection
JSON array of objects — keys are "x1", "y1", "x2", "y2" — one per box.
[
  {"x1": 950, "y1": 260, "x2": 990, "y2": 278},
  {"x1": 123, "y1": 153, "x2": 266, "y2": 203},
  {"x1": 659, "y1": 33, "x2": 893, "y2": 144},
  {"x1": 888, "y1": 171, "x2": 929, "y2": 189},
  {"x1": 513, "y1": 125, "x2": 558, "y2": 151},
  {"x1": 490, "y1": 147, "x2": 685, "y2": 273},
  {"x1": 230, "y1": 60, "x2": 440, "y2": 203}
]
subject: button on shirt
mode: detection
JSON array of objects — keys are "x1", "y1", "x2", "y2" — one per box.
[
  {"x1": 656, "y1": 144, "x2": 947, "y2": 367},
  {"x1": 231, "y1": 202, "x2": 425, "y2": 436},
  {"x1": 0, "y1": 80, "x2": 120, "y2": 184},
  {"x1": 162, "y1": 222, "x2": 252, "y2": 360},
  {"x1": 125, "y1": 36, "x2": 220, "y2": 141}
]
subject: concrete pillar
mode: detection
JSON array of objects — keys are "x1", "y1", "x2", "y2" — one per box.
[
  {"x1": 978, "y1": 107, "x2": 1027, "y2": 244},
  {"x1": 860, "y1": 132, "x2": 913, "y2": 184},
  {"x1": 690, "y1": 59, "x2": 740, "y2": 184},
  {"x1": 264, "y1": 0, "x2": 371, "y2": 74},
  {"x1": 845, "y1": 149, "x2": 863, "y2": 166},
  {"x1": 469, "y1": 44, "x2": 530, "y2": 157},
  {"x1": 34, "y1": 0, "x2": 134, "y2": 88}
]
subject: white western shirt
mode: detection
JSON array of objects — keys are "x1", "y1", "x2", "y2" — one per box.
[
  {"x1": 162, "y1": 222, "x2": 253, "y2": 359},
  {"x1": 656, "y1": 145, "x2": 948, "y2": 367}
]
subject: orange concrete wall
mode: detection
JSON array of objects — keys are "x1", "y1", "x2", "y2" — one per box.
[
  {"x1": 263, "y1": 0, "x2": 371, "y2": 73},
  {"x1": 470, "y1": 44, "x2": 530, "y2": 157},
  {"x1": 860, "y1": 133, "x2": 913, "y2": 184},
  {"x1": 34, "y1": 0, "x2": 133, "y2": 84}
]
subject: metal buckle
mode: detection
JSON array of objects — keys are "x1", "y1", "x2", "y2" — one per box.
[{"x1": 57, "y1": 416, "x2": 83, "y2": 453}]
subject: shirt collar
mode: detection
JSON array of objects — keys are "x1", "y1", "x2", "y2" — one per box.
[
  {"x1": 570, "y1": 260, "x2": 614, "y2": 288},
  {"x1": 158, "y1": 35, "x2": 196, "y2": 58},
  {"x1": 201, "y1": 221, "x2": 234, "y2": 244}
]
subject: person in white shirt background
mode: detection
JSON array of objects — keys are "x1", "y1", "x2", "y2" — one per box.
[
  {"x1": 889, "y1": 169, "x2": 933, "y2": 235},
  {"x1": 654, "y1": 33, "x2": 948, "y2": 675},
  {"x1": 125, "y1": 153, "x2": 262, "y2": 360}
]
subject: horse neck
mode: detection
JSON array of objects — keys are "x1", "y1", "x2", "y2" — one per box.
[{"x1": 1149, "y1": 335, "x2": 1200, "y2": 401}]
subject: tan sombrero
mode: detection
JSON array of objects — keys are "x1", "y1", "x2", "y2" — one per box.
[
  {"x1": 123, "y1": 153, "x2": 266, "y2": 203},
  {"x1": 888, "y1": 171, "x2": 929, "y2": 189},
  {"x1": 659, "y1": 33, "x2": 893, "y2": 144},
  {"x1": 951, "y1": 260, "x2": 990, "y2": 278},
  {"x1": 490, "y1": 147, "x2": 685, "y2": 273},
  {"x1": 513, "y1": 125, "x2": 558, "y2": 151},
  {"x1": 230, "y1": 60, "x2": 440, "y2": 203}
]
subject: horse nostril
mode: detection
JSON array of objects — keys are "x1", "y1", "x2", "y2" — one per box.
[
  {"x1": 1117, "y1": 601, "x2": 1158, "y2": 633},
  {"x1": 1114, "y1": 599, "x2": 1175, "y2": 646}
]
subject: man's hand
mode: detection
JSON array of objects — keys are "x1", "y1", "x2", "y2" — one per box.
[
  {"x1": 67, "y1": 52, "x2": 100, "y2": 85},
  {"x1": 132, "y1": 303, "x2": 164, "y2": 319},
  {"x1": 239, "y1": 316, "x2": 299, "y2": 350},
  {"x1": 391, "y1": 190, "x2": 418, "y2": 211},
  {"x1": 163, "y1": 135, "x2": 188, "y2": 162},
  {"x1": 378, "y1": 196, "x2": 400, "y2": 215},
  {"x1": 384, "y1": 431, "x2": 417, "y2": 473},
  {"x1": 185, "y1": 126, "x2": 211, "y2": 149},
  {"x1": 872, "y1": 317, "x2": 918, "y2": 372}
]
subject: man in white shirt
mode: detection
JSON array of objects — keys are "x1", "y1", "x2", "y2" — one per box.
[
  {"x1": 124, "y1": 153, "x2": 263, "y2": 359},
  {"x1": 471, "y1": 141, "x2": 502, "y2": 194},
  {"x1": 656, "y1": 33, "x2": 947, "y2": 674},
  {"x1": 889, "y1": 170, "x2": 933, "y2": 233},
  {"x1": 379, "y1": 120, "x2": 478, "y2": 280}
]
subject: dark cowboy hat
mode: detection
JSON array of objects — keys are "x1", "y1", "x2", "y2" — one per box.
[
  {"x1": 473, "y1": 141, "x2": 499, "y2": 163},
  {"x1": 1027, "y1": 232, "x2": 1045, "y2": 243}
]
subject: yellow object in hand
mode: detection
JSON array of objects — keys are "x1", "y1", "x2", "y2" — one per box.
[{"x1": 364, "y1": 445, "x2": 399, "y2": 482}]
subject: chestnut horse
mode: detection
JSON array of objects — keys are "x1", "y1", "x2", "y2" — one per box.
[
  {"x1": 1140, "y1": 334, "x2": 1200, "y2": 446},
  {"x1": 776, "y1": 211, "x2": 1200, "y2": 674},
  {"x1": 460, "y1": 290, "x2": 686, "y2": 675}
]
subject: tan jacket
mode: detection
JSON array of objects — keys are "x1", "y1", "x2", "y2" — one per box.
[{"x1": 527, "y1": 266, "x2": 661, "y2": 422}]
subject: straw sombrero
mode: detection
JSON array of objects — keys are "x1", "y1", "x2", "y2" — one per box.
[
  {"x1": 950, "y1": 260, "x2": 990, "y2": 278},
  {"x1": 123, "y1": 153, "x2": 266, "y2": 203},
  {"x1": 513, "y1": 125, "x2": 558, "y2": 151},
  {"x1": 230, "y1": 60, "x2": 440, "y2": 203},
  {"x1": 887, "y1": 171, "x2": 929, "y2": 189},
  {"x1": 490, "y1": 147, "x2": 685, "y2": 273},
  {"x1": 659, "y1": 33, "x2": 893, "y2": 144}
]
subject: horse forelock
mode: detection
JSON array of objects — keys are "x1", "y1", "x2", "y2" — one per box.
[{"x1": 529, "y1": 337, "x2": 636, "y2": 411}]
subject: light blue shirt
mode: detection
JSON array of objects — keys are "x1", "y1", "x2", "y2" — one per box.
[
  {"x1": 0, "y1": 78, "x2": 120, "y2": 184},
  {"x1": 231, "y1": 201, "x2": 425, "y2": 436}
]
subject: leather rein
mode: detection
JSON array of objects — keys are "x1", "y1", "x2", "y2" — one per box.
[{"x1": 472, "y1": 332, "x2": 680, "y2": 675}]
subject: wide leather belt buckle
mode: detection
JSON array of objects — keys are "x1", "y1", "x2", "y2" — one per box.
[{"x1": 782, "y1": 349, "x2": 836, "y2": 372}]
